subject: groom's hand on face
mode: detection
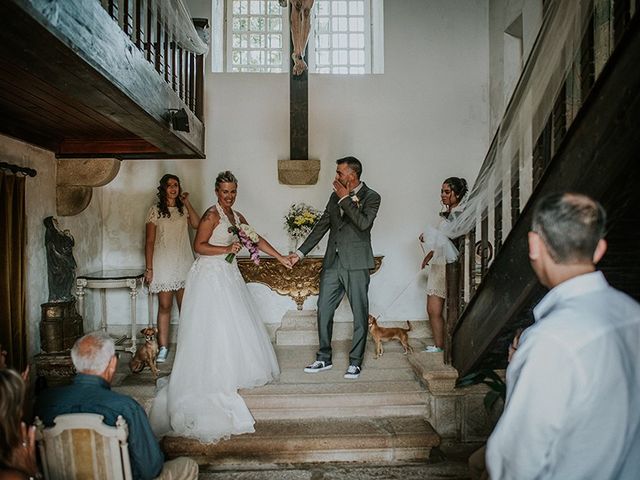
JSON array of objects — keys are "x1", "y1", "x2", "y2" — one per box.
[{"x1": 333, "y1": 179, "x2": 349, "y2": 198}]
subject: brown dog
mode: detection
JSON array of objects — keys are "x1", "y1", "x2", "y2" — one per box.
[
  {"x1": 368, "y1": 315, "x2": 413, "y2": 358},
  {"x1": 129, "y1": 327, "x2": 159, "y2": 377}
]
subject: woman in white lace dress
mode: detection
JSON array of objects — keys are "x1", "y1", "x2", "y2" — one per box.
[
  {"x1": 145, "y1": 174, "x2": 200, "y2": 362},
  {"x1": 419, "y1": 177, "x2": 467, "y2": 353},
  {"x1": 150, "y1": 171, "x2": 291, "y2": 443}
]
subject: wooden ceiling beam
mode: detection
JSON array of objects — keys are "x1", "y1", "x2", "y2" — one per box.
[{"x1": 0, "y1": 0, "x2": 204, "y2": 158}]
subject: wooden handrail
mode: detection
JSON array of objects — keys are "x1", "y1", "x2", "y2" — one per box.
[
  {"x1": 443, "y1": 0, "x2": 636, "y2": 365},
  {"x1": 100, "y1": 0, "x2": 208, "y2": 121}
]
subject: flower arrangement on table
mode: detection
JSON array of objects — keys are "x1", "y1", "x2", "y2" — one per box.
[
  {"x1": 226, "y1": 223, "x2": 260, "y2": 265},
  {"x1": 284, "y1": 203, "x2": 321, "y2": 249}
]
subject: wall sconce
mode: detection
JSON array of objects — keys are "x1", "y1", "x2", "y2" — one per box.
[{"x1": 167, "y1": 108, "x2": 190, "y2": 133}]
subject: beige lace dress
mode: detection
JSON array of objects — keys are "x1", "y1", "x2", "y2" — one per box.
[{"x1": 146, "y1": 205, "x2": 194, "y2": 293}]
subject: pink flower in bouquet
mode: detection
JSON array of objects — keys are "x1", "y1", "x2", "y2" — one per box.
[{"x1": 226, "y1": 223, "x2": 260, "y2": 265}]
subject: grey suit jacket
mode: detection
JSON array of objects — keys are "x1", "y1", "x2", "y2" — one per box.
[{"x1": 298, "y1": 183, "x2": 381, "y2": 270}]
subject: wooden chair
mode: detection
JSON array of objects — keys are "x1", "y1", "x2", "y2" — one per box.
[{"x1": 34, "y1": 413, "x2": 133, "y2": 480}]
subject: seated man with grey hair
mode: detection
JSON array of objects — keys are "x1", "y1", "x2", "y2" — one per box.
[
  {"x1": 486, "y1": 192, "x2": 640, "y2": 479},
  {"x1": 34, "y1": 331, "x2": 198, "y2": 480}
]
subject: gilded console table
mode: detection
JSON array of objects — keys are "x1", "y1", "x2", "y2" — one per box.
[{"x1": 237, "y1": 255, "x2": 383, "y2": 309}]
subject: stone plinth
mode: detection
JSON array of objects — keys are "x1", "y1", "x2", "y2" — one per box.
[
  {"x1": 407, "y1": 352, "x2": 504, "y2": 442},
  {"x1": 277, "y1": 159, "x2": 321, "y2": 185}
]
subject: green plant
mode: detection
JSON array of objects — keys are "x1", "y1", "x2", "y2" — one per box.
[{"x1": 457, "y1": 369, "x2": 506, "y2": 411}]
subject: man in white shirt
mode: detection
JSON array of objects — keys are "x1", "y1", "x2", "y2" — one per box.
[{"x1": 486, "y1": 192, "x2": 640, "y2": 480}]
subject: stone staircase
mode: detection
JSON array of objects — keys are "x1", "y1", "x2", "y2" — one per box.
[{"x1": 113, "y1": 320, "x2": 445, "y2": 468}]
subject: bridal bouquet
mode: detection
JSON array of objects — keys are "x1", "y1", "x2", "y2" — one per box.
[
  {"x1": 284, "y1": 203, "x2": 321, "y2": 241},
  {"x1": 226, "y1": 223, "x2": 260, "y2": 265}
]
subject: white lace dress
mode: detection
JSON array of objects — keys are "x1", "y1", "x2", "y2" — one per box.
[
  {"x1": 146, "y1": 205, "x2": 194, "y2": 293},
  {"x1": 149, "y1": 204, "x2": 280, "y2": 443},
  {"x1": 423, "y1": 205, "x2": 465, "y2": 299}
]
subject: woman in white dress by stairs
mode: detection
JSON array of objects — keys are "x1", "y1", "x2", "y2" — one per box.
[{"x1": 150, "y1": 171, "x2": 291, "y2": 443}]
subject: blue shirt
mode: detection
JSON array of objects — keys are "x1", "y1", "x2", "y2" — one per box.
[{"x1": 34, "y1": 374, "x2": 164, "y2": 480}]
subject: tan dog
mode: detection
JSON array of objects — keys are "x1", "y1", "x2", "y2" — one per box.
[
  {"x1": 129, "y1": 327, "x2": 159, "y2": 377},
  {"x1": 368, "y1": 315, "x2": 413, "y2": 358}
]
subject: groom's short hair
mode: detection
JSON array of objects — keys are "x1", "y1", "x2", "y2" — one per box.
[{"x1": 336, "y1": 156, "x2": 362, "y2": 179}]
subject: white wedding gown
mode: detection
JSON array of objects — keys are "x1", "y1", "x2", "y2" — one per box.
[{"x1": 149, "y1": 204, "x2": 280, "y2": 443}]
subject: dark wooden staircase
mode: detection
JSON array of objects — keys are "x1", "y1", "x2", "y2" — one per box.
[{"x1": 449, "y1": 4, "x2": 640, "y2": 377}]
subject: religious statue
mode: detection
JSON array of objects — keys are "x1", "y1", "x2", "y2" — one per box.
[
  {"x1": 43, "y1": 216, "x2": 77, "y2": 303},
  {"x1": 280, "y1": 0, "x2": 316, "y2": 75}
]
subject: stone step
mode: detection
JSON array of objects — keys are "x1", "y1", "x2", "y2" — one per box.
[
  {"x1": 274, "y1": 341, "x2": 429, "y2": 369},
  {"x1": 198, "y1": 460, "x2": 471, "y2": 480},
  {"x1": 163, "y1": 416, "x2": 440, "y2": 465},
  {"x1": 114, "y1": 341, "x2": 431, "y2": 418},
  {"x1": 276, "y1": 315, "x2": 430, "y2": 346},
  {"x1": 243, "y1": 381, "x2": 429, "y2": 420}
]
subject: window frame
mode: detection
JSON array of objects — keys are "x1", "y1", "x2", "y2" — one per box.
[
  {"x1": 308, "y1": 0, "x2": 372, "y2": 74},
  {"x1": 225, "y1": 0, "x2": 290, "y2": 73},
  {"x1": 215, "y1": 0, "x2": 384, "y2": 74}
]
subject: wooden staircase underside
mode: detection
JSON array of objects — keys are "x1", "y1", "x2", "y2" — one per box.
[
  {"x1": 0, "y1": 0, "x2": 204, "y2": 159},
  {"x1": 452, "y1": 17, "x2": 640, "y2": 377}
]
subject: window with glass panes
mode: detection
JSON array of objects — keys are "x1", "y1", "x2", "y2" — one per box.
[
  {"x1": 226, "y1": 0, "x2": 374, "y2": 74},
  {"x1": 228, "y1": 0, "x2": 287, "y2": 72},
  {"x1": 311, "y1": 0, "x2": 370, "y2": 74}
]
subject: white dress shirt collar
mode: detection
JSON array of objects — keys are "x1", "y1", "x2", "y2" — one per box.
[{"x1": 533, "y1": 270, "x2": 608, "y2": 321}]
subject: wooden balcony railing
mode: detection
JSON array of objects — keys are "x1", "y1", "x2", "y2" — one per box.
[
  {"x1": 444, "y1": 0, "x2": 637, "y2": 364},
  {"x1": 99, "y1": 0, "x2": 208, "y2": 120}
]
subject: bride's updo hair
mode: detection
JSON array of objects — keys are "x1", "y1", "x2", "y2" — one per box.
[
  {"x1": 443, "y1": 177, "x2": 468, "y2": 201},
  {"x1": 215, "y1": 171, "x2": 238, "y2": 190}
]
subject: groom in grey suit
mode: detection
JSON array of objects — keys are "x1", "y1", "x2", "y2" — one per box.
[{"x1": 289, "y1": 156, "x2": 381, "y2": 379}]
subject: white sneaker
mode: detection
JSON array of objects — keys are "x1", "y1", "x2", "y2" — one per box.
[
  {"x1": 344, "y1": 365, "x2": 361, "y2": 379},
  {"x1": 304, "y1": 360, "x2": 333, "y2": 373},
  {"x1": 156, "y1": 346, "x2": 169, "y2": 363},
  {"x1": 424, "y1": 345, "x2": 443, "y2": 353}
]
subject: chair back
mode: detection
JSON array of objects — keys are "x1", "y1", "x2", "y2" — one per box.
[{"x1": 35, "y1": 413, "x2": 133, "y2": 480}]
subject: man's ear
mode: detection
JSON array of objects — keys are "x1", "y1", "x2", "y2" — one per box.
[
  {"x1": 528, "y1": 231, "x2": 542, "y2": 260},
  {"x1": 593, "y1": 238, "x2": 607, "y2": 264},
  {"x1": 106, "y1": 355, "x2": 118, "y2": 377}
]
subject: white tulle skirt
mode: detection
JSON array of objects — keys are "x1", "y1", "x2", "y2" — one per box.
[{"x1": 149, "y1": 255, "x2": 280, "y2": 443}]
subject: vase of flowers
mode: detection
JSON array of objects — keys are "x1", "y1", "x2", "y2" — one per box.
[{"x1": 284, "y1": 203, "x2": 321, "y2": 253}]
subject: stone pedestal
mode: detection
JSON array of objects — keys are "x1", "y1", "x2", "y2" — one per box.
[
  {"x1": 407, "y1": 353, "x2": 504, "y2": 442},
  {"x1": 39, "y1": 300, "x2": 83, "y2": 353}
]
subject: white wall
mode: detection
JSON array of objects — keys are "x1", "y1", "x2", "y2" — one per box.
[
  {"x1": 0, "y1": 135, "x2": 102, "y2": 357},
  {"x1": 94, "y1": 0, "x2": 491, "y2": 330},
  {"x1": 489, "y1": 0, "x2": 543, "y2": 132}
]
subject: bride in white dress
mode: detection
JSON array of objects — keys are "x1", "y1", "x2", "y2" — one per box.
[{"x1": 150, "y1": 171, "x2": 291, "y2": 443}]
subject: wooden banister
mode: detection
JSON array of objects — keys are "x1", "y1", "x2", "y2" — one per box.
[{"x1": 97, "y1": 0, "x2": 207, "y2": 118}]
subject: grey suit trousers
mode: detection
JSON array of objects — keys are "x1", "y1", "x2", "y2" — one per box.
[{"x1": 316, "y1": 253, "x2": 370, "y2": 367}]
